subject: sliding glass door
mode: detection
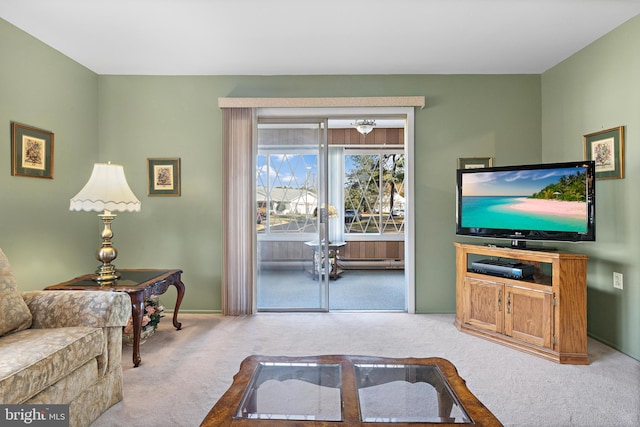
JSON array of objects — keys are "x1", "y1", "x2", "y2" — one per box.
[{"x1": 256, "y1": 119, "x2": 330, "y2": 311}]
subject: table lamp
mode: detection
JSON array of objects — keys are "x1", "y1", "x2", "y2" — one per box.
[{"x1": 70, "y1": 163, "x2": 141, "y2": 284}]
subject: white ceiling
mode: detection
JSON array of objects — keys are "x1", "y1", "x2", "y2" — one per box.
[{"x1": 1, "y1": 0, "x2": 639, "y2": 76}]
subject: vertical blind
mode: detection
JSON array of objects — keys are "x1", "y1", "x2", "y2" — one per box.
[{"x1": 222, "y1": 108, "x2": 254, "y2": 315}]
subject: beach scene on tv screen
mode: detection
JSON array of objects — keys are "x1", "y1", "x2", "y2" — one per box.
[{"x1": 461, "y1": 167, "x2": 588, "y2": 232}]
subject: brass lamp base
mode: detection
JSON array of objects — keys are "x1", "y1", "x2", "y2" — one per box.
[
  {"x1": 93, "y1": 210, "x2": 121, "y2": 286},
  {"x1": 93, "y1": 266, "x2": 121, "y2": 285}
]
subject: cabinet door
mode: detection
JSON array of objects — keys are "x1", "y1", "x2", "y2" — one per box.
[
  {"x1": 463, "y1": 278, "x2": 504, "y2": 334},
  {"x1": 504, "y1": 285, "x2": 553, "y2": 349}
]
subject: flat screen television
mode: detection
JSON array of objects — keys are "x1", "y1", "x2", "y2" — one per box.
[{"x1": 456, "y1": 160, "x2": 596, "y2": 248}]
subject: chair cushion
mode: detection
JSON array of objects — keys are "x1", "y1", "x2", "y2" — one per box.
[
  {"x1": 0, "y1": 248, "x2": 32, "y2": 337},
  {"x1": 0, "y1": 326, "x2": 104, "y2": 403}
]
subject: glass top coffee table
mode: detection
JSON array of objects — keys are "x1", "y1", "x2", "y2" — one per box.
[{"x1": 200, "y1": 355, "x2": 502, "y2": 426}]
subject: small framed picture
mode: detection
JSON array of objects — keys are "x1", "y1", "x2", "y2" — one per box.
[
  {"x1": 11, "y1": 122, "x2": 54, "y2": 179},
  {"x1": 148, "y1": 158, "x2": 181, "y2": 196},
  {"x1": 583, "y1": 126, "x2": 624, "y2": 180},
  {"x1": 457, "y1": 157, "x2": 493, "y2": 170}
]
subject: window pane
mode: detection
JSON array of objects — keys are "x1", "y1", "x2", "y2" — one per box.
[
  {"x1": 344, "y1": 154, "x2": 380, "y2": 233},
  {"x1": 381, "y1": 153, "x2": 405, "y2": 234},
  {"x1": 344, "y1": 152, "x2": 405, "y2": 235},
  {"x1": 257, "y1": 152, "x2": 318, "y2": 234}
]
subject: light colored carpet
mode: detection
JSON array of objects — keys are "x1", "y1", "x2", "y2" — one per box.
[{"x1": 92, "y1": 313, "x2": 640, "y2": 427}]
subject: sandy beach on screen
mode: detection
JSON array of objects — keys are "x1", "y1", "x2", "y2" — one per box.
[{"x1": 508, "y1": 197, "x2": 586, "y2": 218}]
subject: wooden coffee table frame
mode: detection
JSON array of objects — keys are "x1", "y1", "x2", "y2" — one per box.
[
  {"x1": 201, "y1": 355, "x2": 502, "y2": 426},
  {"x1": 45, "y1": 269, "x2": 185, "y2": 367}
]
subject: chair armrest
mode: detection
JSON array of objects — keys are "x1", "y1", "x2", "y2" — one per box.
[{"x1": 21, "y1": 291, "x2": 131, "y2": 329}]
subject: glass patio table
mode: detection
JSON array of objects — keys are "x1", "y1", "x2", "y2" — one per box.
[{"x1": 200, "y1": 355, "x2": 502, "y2": 426}]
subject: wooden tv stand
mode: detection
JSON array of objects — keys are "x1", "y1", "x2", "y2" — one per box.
[{"x1": 454, "y1": 243, "x2": 589, "y2": 364}]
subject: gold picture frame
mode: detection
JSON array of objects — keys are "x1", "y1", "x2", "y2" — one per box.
[
  {"x1": 583, "y1": 126, "x2": 625, "y2": 180},
  {"x1": 11, "y1": 122, "x2": 54, "y2": 179},
  {"x1": 457, "y1": 157, "x2": 493, "y2": 170},
  {"x1": 147, "y1": 158, "x2": 181, "y2": 196}
]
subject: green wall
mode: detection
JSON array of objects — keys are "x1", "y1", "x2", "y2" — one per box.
[
  {"x1": 2, "y1": 14, "x2": 637, "y2": 360},
  {"x1": 542, "y1": 14, "x2": 640, "y2": 360},
  {"x1": 0, "y1": 19, "x2": 99, "y2": 288},
  {"x1": 95, "y1": 74, "x2": 541, "y2": 314}
]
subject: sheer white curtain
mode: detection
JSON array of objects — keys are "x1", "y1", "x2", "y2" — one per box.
[
  {"x1": 222, "y1": 108, "x2": 255, "y2": 315},
  {"x1": 328, "y1": 147, "x2": 344, "y2": 243}
]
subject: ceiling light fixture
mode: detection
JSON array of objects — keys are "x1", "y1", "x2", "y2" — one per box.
[{"x1": 354, "y1": 119, "x2": 376, "y2": 136}]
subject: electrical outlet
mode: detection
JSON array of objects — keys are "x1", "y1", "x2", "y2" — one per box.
[{"x1": 613, "y1": 272, "x2": 623, "y2": 290}]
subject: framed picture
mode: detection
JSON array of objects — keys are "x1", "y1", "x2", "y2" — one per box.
[
  {"x1": 148, "y1": 158, "x2": 181, "y2": 196},
  {"x1": 457, "y1": 157, "x2": 493, "y2": 170},
  {"x1": 11, "y1": 122, "x2": 54, "y2": 179},
  {"x1": 583, "y1": 126, "x2": 624, "y2": 180}
]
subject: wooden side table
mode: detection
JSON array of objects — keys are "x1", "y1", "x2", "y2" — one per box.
[{"x1": 45, "y1": 269, "x2": 185, "y2": 367}]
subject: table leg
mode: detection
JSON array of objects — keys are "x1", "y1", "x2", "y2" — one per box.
[
  {"x1": 129, "y1": 291, "x2": 145, "y2": 367},
  {"x1": 330, "y1": 249, "x2": 338, "y2": 279},
  {"x1": 171, "y1": 273, "x2": 185, "y2": 330}
]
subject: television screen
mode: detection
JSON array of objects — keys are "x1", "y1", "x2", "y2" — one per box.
[{"x1": 456, "y1": 161, "x2": 595, "y2": 247}]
